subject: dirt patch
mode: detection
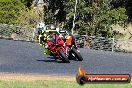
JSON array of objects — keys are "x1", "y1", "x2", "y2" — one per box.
[{"x1": 0, "y1": 73, "x2": 75, "y2": 81}]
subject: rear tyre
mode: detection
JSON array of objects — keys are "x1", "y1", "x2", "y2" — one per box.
[
  {"x1": 72, "y1": 48, "x2": 83, "y2": 61},
  {"x1": 59, "y1": 49, "x2": 70, "y2": 63}
]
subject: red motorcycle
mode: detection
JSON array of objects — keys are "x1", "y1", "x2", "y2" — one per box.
[{"x1": 47, "y1": 34, "x2": 70, "y2": 63}]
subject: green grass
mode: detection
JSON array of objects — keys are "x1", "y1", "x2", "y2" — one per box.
[{"x1": 0, "y1": 80, "x2": 132, "y2": 88}]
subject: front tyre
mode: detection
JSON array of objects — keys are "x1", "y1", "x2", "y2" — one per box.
[
  {"x1": 72, "y1": 48, "x2": 83, "y2": 61},
  {"x1": 59, "y1": 49, "x2": 70, "y2": 63}
]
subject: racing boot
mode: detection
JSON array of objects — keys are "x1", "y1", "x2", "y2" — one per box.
[
  {"x1": 38, "y1": 43, "x2": 43, "y2": 47},
  {"x1": 44, "y1": 48, "x2": 52, "y2": 55}
]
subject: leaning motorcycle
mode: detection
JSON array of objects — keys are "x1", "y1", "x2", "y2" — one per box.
[
  {"x1": 65, "y1": 36, "x2": 83, "y2": 61},
  {"x1": 58, "y1": 30, "x2": 83, "y2": 61},
  {"x1": 67, "y1": 44, "x2": 83, "y2": 61},
  {"x1": 47, "y1": 36, "x2": 70, "y2": 63}
]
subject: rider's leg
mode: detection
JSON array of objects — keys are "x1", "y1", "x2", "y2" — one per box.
[
  {"x1": 38, "y1": 30, "x2": 44, "y2": 47},
  {"x1": 38, "y1": 35, "x2": 43, "y2": 47}
]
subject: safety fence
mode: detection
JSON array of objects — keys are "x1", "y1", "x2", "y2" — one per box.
[
  {"x1": 89, "y1": 36, "x2": 115, "y2": 51},
  {"x1": 0, "y1": 24, "x2": 37, "y2": 42},
  {"x1": 76, "y1": 36, "x2": 115, "y2": 51},
  {"x1": 0, "y1": 24, "x2": 132, "y2": 53},
  {"x1": 76, "y1": 35, "x2": 132, "y2": 53}
]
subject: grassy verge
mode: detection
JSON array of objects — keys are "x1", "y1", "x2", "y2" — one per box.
[{"x1": 0, "y1": 80, "x2": 132, "y2": 88}]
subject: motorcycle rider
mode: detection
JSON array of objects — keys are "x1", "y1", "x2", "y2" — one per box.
[
  {"x1": 65, "y1": 32, "x2": 72, "y2": 47},
  {"x1": 37, "y1": 21, "x2": 46, "y2": 47},
  {"x1": 49, "y1": 32, "x2": 60, "y2": 45},
  {"x1": 43, "y1": 25, "x2": 58, "y2": 55},
  {"x1": 59, "y1": 29, "x2": 76, "y2": 45},
  {"x1": 62, "y1": 30, "x2": 77, "y2": 59},
  {"x1": 44, "y1": 32, "x2": 61, "y2": 56}
]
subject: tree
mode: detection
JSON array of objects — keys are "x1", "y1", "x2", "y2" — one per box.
[
  {"x1": 0, "y1": 0, "x2": 25, "y2": 24},
  {"x1": 43, "y1": 0, "x2": 66, "y2": 25},
  {"x1": 125, "y1": 0, "x2": 132, "y2": 21},
  {"x1": 42, "y1": 0, "x2": 128, "y2": 37},
  {"x1": 20, "y1": 0, "x2": 33, "y2": 8},
  {"x1": 17, "y1": 8, "x2": 40, "y2": 27},
  {"x1": 64, "y1": 0, "x2": 128, "y2": 37}
]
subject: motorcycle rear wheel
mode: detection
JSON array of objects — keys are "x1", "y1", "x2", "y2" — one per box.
[
  {"x1": 59, "y1": 49, "x2": 70, "y2": 63},
  {"x1": 72, "y1": 48, "x2": 83, "y2": 61}
]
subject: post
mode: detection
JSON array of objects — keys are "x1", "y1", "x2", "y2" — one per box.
[
  {"x1": 112, "y1": 38, "x2": 115, "y2": 52},
  {"x1": 72, "y1": 0, "x2": 78, "y2": 35}
]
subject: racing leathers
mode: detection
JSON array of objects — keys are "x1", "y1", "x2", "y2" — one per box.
[{"x1": 37, "y1": 22, "x2": 46, "y2": 46}]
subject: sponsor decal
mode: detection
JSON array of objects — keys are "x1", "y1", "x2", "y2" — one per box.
[{"x1": 76, "y1": 66, "x2": 131, "y2": 85}]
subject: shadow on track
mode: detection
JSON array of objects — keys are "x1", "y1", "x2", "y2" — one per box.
[
  {"x1": 37, "y1": 56, "x2": 56, "y2": 62},
  {"x1": 37, "y1": 59, "x2": 57, "y2": 62},
  {"x1": 37, "y1": 56, "x2": 61, "y2": 63},
  {"x1": 36, "y1": 59, "x2": 66, "y2": 63},
  {"x1": 36, "y1": 56, "x2": 69, "y2": 63}
]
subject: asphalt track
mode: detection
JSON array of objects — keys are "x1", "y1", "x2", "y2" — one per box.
[{"x1": 0, "y1": 39, "x2": 132, "y2": 76}]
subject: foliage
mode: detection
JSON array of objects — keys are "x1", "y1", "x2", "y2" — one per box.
[
  {"x1": 0, "y1": 0, "x2": 25, "y2": 24},
  {"x1": 43, "y1": 0, "x2": 66, "y2": 24},
  {"x1": 0, "y1": 0, "x2": 39, "y2": 27},
  {"x1": 125, "y1": 0, "x2": 132, "y2": 21},
  {"x1": 20, "y1": 0, "x2": 33, "y2": 8},
  {"x1": 17, "y1": 8, "x2": 40, "y2": 27},
  {"x1": 43, "y1": 0, "x2": 128, "y2": 37},
  {"x1": 0, "y1": 0, "x2": 129, "y2": 37},
  {"x1": 64, "y1": 0, "x2": 128, "y2": 37}
]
